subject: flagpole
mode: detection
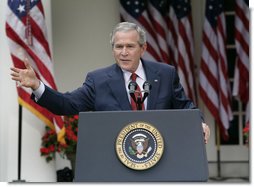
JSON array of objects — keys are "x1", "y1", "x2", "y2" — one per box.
[
  {"x1": 13, "y1": 104, "x2": 25, "y2": 182},
  {"x1": 215, "y1": 124, "x2": 222, "y2": 179}
]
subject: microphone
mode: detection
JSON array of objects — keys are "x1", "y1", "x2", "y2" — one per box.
[
  {"x1": 143, "y1": 81, "x2": 151, "y2": 93},
  {"x1": 142, "y1": 81, "x2": 151, "y2": 102},
  {"x1": 128, "y1": 81, "x2": 137, "y2": 102}
]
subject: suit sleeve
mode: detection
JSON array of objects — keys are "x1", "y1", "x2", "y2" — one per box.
[
  {"x1": 171, "y1": 68, "x2": 205, "y2": 121},
  {"x1": 31, "y1": 73, "x2": 96, "y2": 115},
  {"x1": 171, "y1": 67, "x2": 196, "y2": 109}
]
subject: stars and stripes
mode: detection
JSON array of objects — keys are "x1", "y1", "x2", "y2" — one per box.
[
  {"x1": 233, "y1": 0, "x2": 249, "y2": 124},
  {"x1": 6, "y1": 0, "x2": 65, "y2": 144},
  {"x1": 199, "y1": 0, "x2": 232, "y2": 140},
  {"x1": 120, "y1": 0, "x2": 196, "y2": 103}
]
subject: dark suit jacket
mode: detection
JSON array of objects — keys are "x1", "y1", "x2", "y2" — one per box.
[{"x1": 34, "y1": 60, "x2": 197, "y2": 115}]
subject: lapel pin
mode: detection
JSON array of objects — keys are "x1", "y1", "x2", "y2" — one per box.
[{"x1": 154, "y1": 79, "x2": 158, "y2": 82}]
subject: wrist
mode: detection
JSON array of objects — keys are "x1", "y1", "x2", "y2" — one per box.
[{"x1": 32, "y1": 80, "x2": 40, "y2": 91}]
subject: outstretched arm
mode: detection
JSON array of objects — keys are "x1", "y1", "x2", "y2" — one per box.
[{"x1": 10, "y1": 59, "x2": 40, "y2": 90}]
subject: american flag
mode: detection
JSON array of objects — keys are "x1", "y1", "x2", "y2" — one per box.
[
  {"x1": 233, "y1": 0, "x2": 249, "y2": 123},
  {"x1": 6, "y1": 0, "x2": 65, "y2": 144},
  {"x1": 120, "y1": 0, "x2": 196, "y2": 103},
  {"x1": 199, "y1": 0, "x2": 232, "y2": 140}
]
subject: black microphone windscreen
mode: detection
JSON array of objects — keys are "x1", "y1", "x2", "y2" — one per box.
[
  {"x1": 128, "y1": 81, "x2": 137, "y2": 93},
  {"x1": 143, "y1": 81, "x2": 151, "y2": 92}
]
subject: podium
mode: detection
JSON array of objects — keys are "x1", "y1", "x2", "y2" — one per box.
[{"x1": 74, "y1": 109, "x2": 209, "y2": 182}]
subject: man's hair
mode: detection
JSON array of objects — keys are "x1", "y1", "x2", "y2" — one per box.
[{"x1": 110, "y1": 22, "x2": 146, "y2": 47}]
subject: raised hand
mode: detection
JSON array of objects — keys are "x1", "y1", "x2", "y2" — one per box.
[{"x1": 10, "y1": 58, "x2": 40, "y2": 90}]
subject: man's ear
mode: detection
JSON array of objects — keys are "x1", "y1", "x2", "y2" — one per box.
[{"x1": 141, "y1": 42, "x2": 147, "y2": 56}]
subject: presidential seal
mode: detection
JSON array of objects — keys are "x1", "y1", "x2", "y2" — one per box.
[{"x1": 115, "y1": 121, "x2": 164, "y2": 170}]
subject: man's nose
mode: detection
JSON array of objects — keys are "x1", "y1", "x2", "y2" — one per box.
[{"x1": 121, "y1": 47, "x2": 128, "y2": 55}]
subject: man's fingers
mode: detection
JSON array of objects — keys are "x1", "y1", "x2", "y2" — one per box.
[
  {"x1": 11, "y1": 71, "x2": 21, "y2": 81},
  {"x1": 205, "y1": 132, "x2": 209, "y2": 143},
  {"x1": 11, "y1": 72, "x2": 19, "y2": 78},
  {"x1": 10, "y1": 67, "x2": 20, "y2": 73},
  {"x1": 11, "y1": 77, "x2": 20, "y2": 81},
  {"x1": 202, "y1": 123, "x2": 210, "y2": 144},
  {"x1": 24, "y1": 58, "x2": 32, "y2": 70},
  {"x1": 10, "y1": 67, "x2": 20, "y2": 81}
]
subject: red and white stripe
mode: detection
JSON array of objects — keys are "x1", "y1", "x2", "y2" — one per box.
[
  {"x1": 233, "y1": 0, "x2": 249, "y2": 104},
  {"x1": 199, "y1": 5, "x2": 232, "y2": 140},
  {"x1": 175, "y1": 10, "x2": 196, "y2": 103},
  {"x1": 233, "y1": 0, "x2": 249, "y2": 127},
  {"x1": 147, "y1": 3, "x2": 171, "y2": 65}
]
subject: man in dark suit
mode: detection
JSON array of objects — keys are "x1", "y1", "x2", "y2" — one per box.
[{"x1": 11, "y1": 22, "x2": 210, "y2": 143}]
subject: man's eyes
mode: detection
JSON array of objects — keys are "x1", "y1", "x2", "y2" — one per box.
[{"x1": 114, "y1": 45, "x2": 136, "y2": 49}]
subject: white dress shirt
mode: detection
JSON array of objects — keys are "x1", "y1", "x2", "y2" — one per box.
[{"x1": 33, "y1": 81, "x2": 45, "y2": 101}]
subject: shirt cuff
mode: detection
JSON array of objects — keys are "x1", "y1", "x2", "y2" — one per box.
[{"x1": 33, "y1": 81, "x2": 45, "y2": 101}]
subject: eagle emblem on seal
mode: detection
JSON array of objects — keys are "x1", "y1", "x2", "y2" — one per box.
[{"x1": 128, "y1": 133, "x2": 152, "y2": 159}]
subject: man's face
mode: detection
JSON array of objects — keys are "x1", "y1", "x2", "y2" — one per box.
[{"x1": 112, "y1": 30, "x2": 147, "y2": 72}]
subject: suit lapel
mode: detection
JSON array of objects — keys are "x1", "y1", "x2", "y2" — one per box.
[
  {"x1": 143, "y1": 61, "x2": 160, "y2": 110},
  {"x1": 107, "y1": 65, "x2": 132, "y2": 110}
]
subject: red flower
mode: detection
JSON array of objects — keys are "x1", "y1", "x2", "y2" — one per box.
[
  {"x1": 243, "y1": 122, "x2": 249, "y2": 133},
  {"x1": 40, "y1": 148, "x2": 50, "y2": 154},
  {"x1": 243, "y1": 121, "x2": 250, "y2": 145},
  {"x1": 48, "y1": 145, "x2": 55, "y2": 152},
  {"x1": 40, "y1": 115, "x2": 79, "y2": 162}
]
